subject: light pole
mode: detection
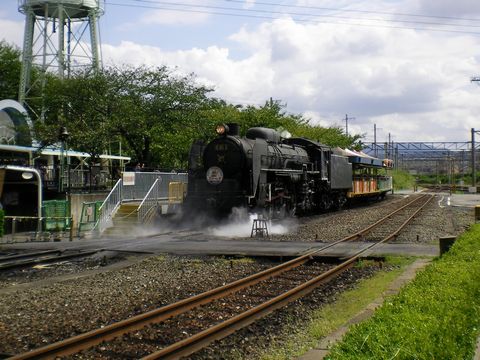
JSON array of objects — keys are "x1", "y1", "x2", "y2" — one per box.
[
  {"x1": 59, "y1": 126, "x2": 71, "y2": 234},
  {"x1": 58, "y1": 126, "x2": 70, "y2": 193}
]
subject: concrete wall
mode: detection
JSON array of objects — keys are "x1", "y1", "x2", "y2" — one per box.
[{"x1": 70, "y1": 193, "x2": 106, "y2": 230}]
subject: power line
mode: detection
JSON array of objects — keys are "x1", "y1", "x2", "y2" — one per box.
[
  {"x1": 220, "y1": 0, "x2": 480, "y2": 23},
  {"x1": 106, "y1": 1, "x2": 480, "y2": 36},
  {"x1": 123, "y1": 0, "x2": 480, "y2": 29}
]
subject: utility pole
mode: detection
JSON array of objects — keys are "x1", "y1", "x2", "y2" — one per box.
[
  {"x1": 344, "y1": 114, "x2": 355, "y2": 136},
  {"x1": 374, "y1": 124, "x2": 377, "y2": 157},
  {"x1": 472, "y1": 128, "x2": 477, "y2": 188},
  {"x1": 472, "y1": 79, "x2": 480, "y2": 190},
  {"x1": 388, "y1": 133, "x2": 392, "y2": 159}
]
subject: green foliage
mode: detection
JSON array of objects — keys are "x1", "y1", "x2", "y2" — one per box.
[
  {"x1": 417, "y1": 173, "x2": 474, "y2": 187},
  {"x1": 328, "y1": 226, "x2": 480, "y2": 360},
  {"x1": 36, "y1": 69, "x2": 118, "y2": 160},
  {"x1": 0, "y1": 41, "x2": 21, "y2": 100},
  {"x1": 20, "y1": 56, "x2": 362, "y2": 169},
  {"x1": 392, "y1": 169, "x2": 415, "y2": 190}
]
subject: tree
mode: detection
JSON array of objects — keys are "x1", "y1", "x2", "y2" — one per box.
[
  {"x1": 36, "y1": 65, "x2": 218, "y2": 168},
  {"x1": 108, "y1": 66, "x2": 214, "y2": 167},
  {"x1": 34, "y1": 63, "x2": 363, "y2": 170},
  {"x1": 0, "y1": 41, "x2": 21, "y2": 101},
  {"x1": 36, "y1": 69, "x2": 118, "y2": 162}
]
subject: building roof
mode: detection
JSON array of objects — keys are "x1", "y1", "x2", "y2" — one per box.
[{"x1": 0, "y1": 143, "x2": 130, "y2": 161}]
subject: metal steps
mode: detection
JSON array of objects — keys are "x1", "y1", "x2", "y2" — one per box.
[{"x1": 102, "y1": 202, "x2": 141, "y2": 237}]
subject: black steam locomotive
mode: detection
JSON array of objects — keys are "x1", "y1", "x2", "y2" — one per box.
[{"x1": 186, "y1": 123, "x2": 389, "y2": 218}]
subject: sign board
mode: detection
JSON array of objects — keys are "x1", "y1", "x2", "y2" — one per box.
[
  {"x1": 468, "y1": 186, "x2": 477, "y2": 193},
  {"x1": 123, "y1": 172, "x2": 135, "y2": 186}
]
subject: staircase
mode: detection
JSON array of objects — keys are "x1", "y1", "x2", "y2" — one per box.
[{"x1": 101, "y1": 202, "x2": 141, "y2": 237}]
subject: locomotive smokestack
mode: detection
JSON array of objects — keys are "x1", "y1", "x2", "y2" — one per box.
[{"x1": 227, "y1": 123, "x2": 240, "y2": 136}]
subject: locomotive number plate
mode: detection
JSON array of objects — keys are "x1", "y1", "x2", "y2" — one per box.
[{"x1": 206, "y1": 166, "x2": 224, "y2": 185}]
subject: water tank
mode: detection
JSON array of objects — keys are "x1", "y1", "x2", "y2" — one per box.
[{"x1": 19, "y1": 0, "x2": 103, "y2": 18}]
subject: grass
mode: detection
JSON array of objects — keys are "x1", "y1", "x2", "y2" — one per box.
[
  {"x1": 392, "y1": 170, "x2": 415, "y2": 190},
  {"x1": 259, "y1": 257, "x2": 415, "y2": 360},
  {"x1": 327, "y1": 225, "x2": 480, "y2": 360}
]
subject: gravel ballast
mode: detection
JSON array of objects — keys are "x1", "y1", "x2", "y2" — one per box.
[{"x1": 0, "y1": 192, "x2": 474, "y2": 358}]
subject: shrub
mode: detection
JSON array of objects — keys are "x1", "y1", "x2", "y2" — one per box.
[{"x1": 328, "y1": 225, "x2": 480, "y2": 359}]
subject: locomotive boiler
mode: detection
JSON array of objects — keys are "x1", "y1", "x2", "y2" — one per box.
[{"x1": 186, "y1": 123, "x2": 354, "y2": 218}]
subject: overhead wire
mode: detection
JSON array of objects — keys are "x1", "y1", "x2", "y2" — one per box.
[
  {"x1": 126, "y1": 0, "x2": 480, "y2": 28},
  {"x1": 220, "y1": 0, "x2": 480, "y2": 23},
  {"x1": 106, "y1": 1, "x2": 480, "y2": 36}
]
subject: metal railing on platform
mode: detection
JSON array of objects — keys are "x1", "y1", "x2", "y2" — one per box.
[
  {"x1": 96, "y1": 178, "x2": 123, "y2": 234},
  {"x1": 2, "y1": 216, "x2": 74, "y2": 243},
  {"x1": 93, "y1": 172, "x2": 187, "y2": 234},
  {"x1": 137, "y1": 178, "x2": 162, "y2": 223}
]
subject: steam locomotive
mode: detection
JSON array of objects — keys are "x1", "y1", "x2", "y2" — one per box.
[{"x1": 186, "y1": 123, "x2": 392, "y2": 218}]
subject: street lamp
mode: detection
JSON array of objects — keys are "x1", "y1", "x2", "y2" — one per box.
[
  {"x1": 58, "y1": 126, "x2": 71, "y2": 235},
  {"x1": 58, "y1": 126, "x2": 69, "y2": 192}
]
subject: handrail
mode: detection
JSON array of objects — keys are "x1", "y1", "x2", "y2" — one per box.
[
  {"x1": 94, "y1": 178, "x2": 122, "y2": 233},
  {"x1": 91, "y1": 172, "x2": 187, "y2": 233},
  {"x1": 137, "y1": 179, "x2": 160, "y2": 223}
]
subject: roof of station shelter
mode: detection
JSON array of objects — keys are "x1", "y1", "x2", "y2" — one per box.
[{"x1": 0, "y1": 143, "x2": 130, "y2": 161}]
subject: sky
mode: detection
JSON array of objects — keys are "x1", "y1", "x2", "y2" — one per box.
[{"x1": 1, "y1": 0, "x2": 480, "y2": 143}]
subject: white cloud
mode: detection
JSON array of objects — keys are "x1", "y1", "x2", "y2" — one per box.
[
  {"x1": 102, "y1": 15, "x2": 480, "y2": 142},
  {"x1": 140, "y1": 0, "x2": 213, "y2": 26},
  {"x1": 5, "y1": 0, "x2": 480, "y2": 143},
  {"x1": 243, "y1": 0, "x2": 256, "y2": 10},
  {"x1": 0, "y1": 18, "x2": 24, "y2": 47},
  {"x1": 141, "y1": 9, "x2": 210, "y2": 26},
  {"x1": 415, "y1": 0, "x2": 480, "y2": 17}
]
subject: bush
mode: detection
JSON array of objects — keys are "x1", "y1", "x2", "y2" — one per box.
[
  {"x1": 327, "y1": 225, "x2": 480, "y2": 359},
  {"x1": 392, "y1": 170, "x2": 415, "y2": 190}
]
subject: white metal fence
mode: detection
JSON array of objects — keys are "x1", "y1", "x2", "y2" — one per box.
[
  {"x1": 96, "y1": 178, "x2": 123, "y2": 233},
  {"x1": 137, "y1": 178, "x2": 161, "y2": 223},
  {"x1": 122, "y1": 172, "x2": 187, "y2": 201},
  {"x1": 95, "y1": 172, "x2": 187, "y2": 233}
]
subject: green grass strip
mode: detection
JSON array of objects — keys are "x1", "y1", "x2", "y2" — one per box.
[
  {"x1": 328, "y1": 225, "x2": 480, "y2": 360},
  {"x1": 260, "y1": 257, "x2": 414, "y2": 360}
]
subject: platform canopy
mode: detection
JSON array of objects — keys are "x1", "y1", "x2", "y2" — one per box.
[{"x1": 0, "y1": 143, "x2": 130, "y2": 161}]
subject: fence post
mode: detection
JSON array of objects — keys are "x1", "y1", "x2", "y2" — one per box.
[
  {"x1": 12, "y1": 218, "x2": 16, "y2": 242},
  {"x1": 69, "y1": 217, "x2": 73, "y2": 241},
  {"x1": 36, "y1": 217, "x2": 42, "y2": 241}
]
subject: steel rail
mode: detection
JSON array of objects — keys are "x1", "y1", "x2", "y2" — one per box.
[
  {"x1": 0, "y1": 250, "x2": 62, "y2": 263},
  {"x1": 341, "y1": 193, "x2": 429, "y2": 241},
  {"x1": 7, "y1": 249, "x2": 325, "y2": 359},
  {"x1": 144, "y1": 194, "x2": 435, "y2": 360},
  {"x1": 9, "y1": 194, "x2": 432, "y2": 360},
  {"x1": 0, "y1": 250, "x2": 101, "y2": 271}
]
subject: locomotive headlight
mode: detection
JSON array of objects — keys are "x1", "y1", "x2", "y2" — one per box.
[
  {"x1": 216, "y1": 124, "x2": 229, "y2": 135},
  {"x1": 206, "y1": 166, "x2": 224, "y2": 185}
]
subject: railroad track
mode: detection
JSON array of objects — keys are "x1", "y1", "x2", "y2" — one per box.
[
  {"x1": 0, "y1": 250, "x2": 101, "y2": 272},
  {"x1": 9, "y1": 194, "x2": 433, "y2": 360}
]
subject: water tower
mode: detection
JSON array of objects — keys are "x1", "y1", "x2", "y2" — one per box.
[{"x1": 17, "y1": 0, "x2": 104, "y2": 114}]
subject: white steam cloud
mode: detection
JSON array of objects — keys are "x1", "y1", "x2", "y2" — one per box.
[{"x1": 208, "y1": 207, "x2": 293, "y2": 237}]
